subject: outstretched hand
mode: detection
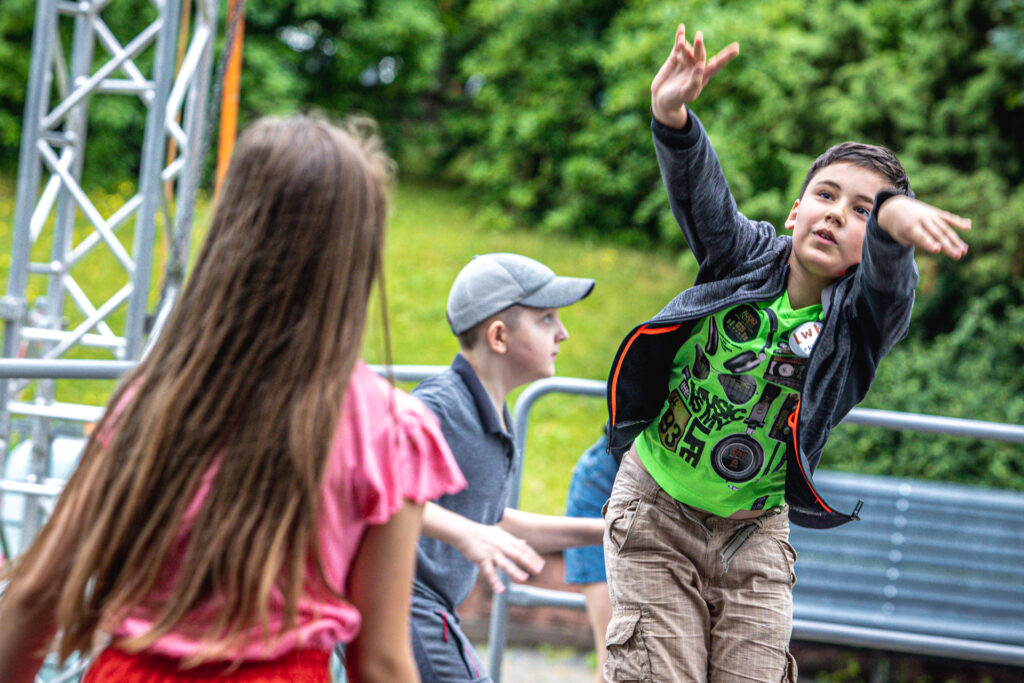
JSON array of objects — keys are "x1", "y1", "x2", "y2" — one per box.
[
  {"x1": 454, "y1": 520, "x2": 545, "y2": 594},
  {"x1": 877, "y1": 195, "x2": 971, "y2": 260},
  {"x1": 651, "y1": 24, "x2": 739, "y2": 129}
]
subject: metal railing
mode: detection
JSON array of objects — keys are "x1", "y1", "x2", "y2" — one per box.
[
  {"x1": 2, "y1": 361, "x2": 1024, "y2": 680},
  {"x1": 484, "y1": 376, "x2": 1024, "y2": 680}
]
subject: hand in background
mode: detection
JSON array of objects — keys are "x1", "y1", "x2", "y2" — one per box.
[
  {"x1": 651, "y1": 24, "x2": 739, "y2": 129},
  {"x1": 454, "y1": 521, "x2": 545, "y2": 593},
  {"x1": 878, "y1": 195, "x2": 971, "y2": 260}
]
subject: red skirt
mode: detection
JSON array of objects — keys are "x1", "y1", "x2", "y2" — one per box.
[{"x1": 82, "y1": 647, "x2": 331, "y2": 682}]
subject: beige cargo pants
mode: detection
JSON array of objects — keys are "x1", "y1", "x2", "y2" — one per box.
[{"x1": 603, "y1": 453, "x2": 799, "y2": 682}]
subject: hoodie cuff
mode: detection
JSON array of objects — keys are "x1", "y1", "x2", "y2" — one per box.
[
  {"x1": 868, "y1": 191, "x2": 904, "y2": 246},
  {"x1": 651, "y1": 107, "x2": 702, "y2": 149},
  {"x1": 862, "y1": 190, "x2": 918, "y2": 294}
]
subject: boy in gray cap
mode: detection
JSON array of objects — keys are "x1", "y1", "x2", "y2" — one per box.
[{"x1": 411, "y1": 253, "x2": 604, "y2": 683}]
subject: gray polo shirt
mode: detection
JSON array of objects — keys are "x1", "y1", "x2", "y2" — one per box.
[{"x1": 412, "y1": 353, "x2": 520, "y2": 611}]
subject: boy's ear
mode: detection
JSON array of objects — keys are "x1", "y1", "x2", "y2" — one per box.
[
  {"x1": 784, "y1": 199, "x2": 799, "y2": 230},
  {"x1": 485, "y1": 319, "x2": 508, "y2": 354}
]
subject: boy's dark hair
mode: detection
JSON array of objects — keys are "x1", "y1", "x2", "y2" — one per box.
[
  {"x1": 456, "y1": 305, "x2": 523, "y2": 350},
  {"x1": 800, "y1": 142, "x2": 911, "y2": 199}
]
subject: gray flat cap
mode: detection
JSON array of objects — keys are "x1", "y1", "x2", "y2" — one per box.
[{"x1": 446, "y1": 253, "x2": 595, "y2": 335}]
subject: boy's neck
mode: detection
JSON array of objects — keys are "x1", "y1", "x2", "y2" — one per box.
[
  {"x1": 785, "y1": 266, "x2": 831, "y2": 310},
  {"x1": 460, "y1": 348, "x2": 520, "y2": 432}
]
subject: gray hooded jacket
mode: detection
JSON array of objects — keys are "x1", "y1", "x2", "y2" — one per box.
[{"x1": 607, "y1": 111, "x2": 918, "y2": 529}]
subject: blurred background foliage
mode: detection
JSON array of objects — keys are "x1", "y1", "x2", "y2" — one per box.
[{"x1": 1, "y1": 0, "x2": 1022, "y2": 489}]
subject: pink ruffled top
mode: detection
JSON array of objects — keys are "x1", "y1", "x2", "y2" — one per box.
[{"x1": 112, "y1": 361, "x2": 465, "y2": 659}]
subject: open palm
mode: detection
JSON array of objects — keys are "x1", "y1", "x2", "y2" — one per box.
[{"x1": 651, "y1": 25, "x2": 739, "y2": 128}]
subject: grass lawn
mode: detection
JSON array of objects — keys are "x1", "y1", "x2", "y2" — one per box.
[{"x1": 0, "y1": 176, "x2": 695, "y2": 515}]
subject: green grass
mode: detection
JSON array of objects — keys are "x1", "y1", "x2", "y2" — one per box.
[{"x1": 0, "y1": 177, "x2": 693, "y2": 514}]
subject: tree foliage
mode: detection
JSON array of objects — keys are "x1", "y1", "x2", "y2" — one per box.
[
  {"x1": 0, "y1": 0, "x2": 35, "y2": 174},
  {"x1": 1, "y1": 0, "x2": 163, "y2": 182}
]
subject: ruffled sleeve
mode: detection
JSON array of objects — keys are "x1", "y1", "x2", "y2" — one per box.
[{"x1": 350, "y1": 374, "x2": 467, "y2": 526}]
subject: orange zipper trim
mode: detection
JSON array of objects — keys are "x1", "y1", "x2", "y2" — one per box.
[
  {"x1": 609, "y1": 323, "x2": 682, "y2": 426},
  {"x1": 787, "y1": 397, "x2": 833, "y2": 513}
]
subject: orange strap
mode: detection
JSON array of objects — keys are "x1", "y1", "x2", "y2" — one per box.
[{"x1": 215, "y1": 0, "x2": 246, "y2": 196}]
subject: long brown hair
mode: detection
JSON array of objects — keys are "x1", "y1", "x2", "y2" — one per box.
[{"x1": 6, "y1": 114, "x2": 394, "y2": 662}]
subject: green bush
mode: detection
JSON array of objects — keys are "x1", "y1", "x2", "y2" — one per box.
[{"x1": 826, "y1": 287, "x2": 1024, "y2": 489}]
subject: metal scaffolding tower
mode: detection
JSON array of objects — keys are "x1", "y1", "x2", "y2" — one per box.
[{"x1": 0, "y1": 0, "x2": 218, "y2": 555}]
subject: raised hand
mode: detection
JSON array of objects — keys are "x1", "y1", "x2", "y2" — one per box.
[
  {"x1": 877, "y1": 195, "x2": 971, "y2": 260},
  {"x1": 651, "y1": 24, "x2": 739, "y2": 129}
]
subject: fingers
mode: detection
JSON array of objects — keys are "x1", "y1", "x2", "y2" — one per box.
[
  {"x1": 668, "y1": 24, "x2": 688, "y2": 65},
  {"x1": 880, "y1": 197, "x2": 971, "y2": 260},
  {"x1": 929, "y1": 215, "x2": 970, "y2": 260},
  {"x1": 492, "y1": 552, "x2": 530, "y2": 583},
  {"x1": 909, "y1": 213, "x2": 970, "y2": 259},
  {"x1": 477, "y1": 539, "x2": 544, "y2": 594},
  {"x1": 652, "y1": 24, "x2": 687, "y2": 98},
  {"x1": 653, "y1": 23, "x2": 735, "y2": 127},
  {"x1": 478, "y1": 559, "x2": 506, "y2": 594},
  {"x1": 938, "y1": 209, "x2": 972, "y2": 233},
  {"x1": 693, "y1": 30, "x2": 706, "y2": 65},
  {"x1": 671, "y1": 25, "x2": 737, "y2": 85},
  {"x1": 704, "y1": 42, "x2": 740, "y2": 83},
  {"x1": 506, "y1": 538, "x2": 544, "y2": 575}
]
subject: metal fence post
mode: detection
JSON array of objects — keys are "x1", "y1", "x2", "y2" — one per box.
[{"x1": 487, "y1": 377, "x2": 606, "y2": 682}]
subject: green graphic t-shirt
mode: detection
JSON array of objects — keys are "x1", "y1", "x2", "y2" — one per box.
[{"x1": 635, "y1": 291, "x2": 823, "y2": 516}]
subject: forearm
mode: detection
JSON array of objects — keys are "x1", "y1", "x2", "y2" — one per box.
[
  {"x1": 421, "y1": 501, "x2": 475, "y2": 548},
  {"x1": 346, "y1": 647, "x2": 418, "y2": 683},
  {"x1": 862, "y1": 192, "x2": 919, "y2": 296},
  {"x1": 653, "y1": 112, "x2": 769, "y2": 269},
  {"x1": 653, "y1": 101, "x2": 689, "y2": 130},
  {"x1": 498, "y1": 508, "x2": 604, "y2": 554}
]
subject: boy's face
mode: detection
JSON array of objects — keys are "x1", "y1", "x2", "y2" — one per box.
[
  {"x1": 786, "y1": 162, "x2": 891, "y2": 282},
  {"x1": 504, "y1": 307, "x2": 569, "y2": 384}
]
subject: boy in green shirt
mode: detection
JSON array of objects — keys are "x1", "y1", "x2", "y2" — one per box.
[{"x1": 603, "y1": 25, "x2": 971, "y2": 681}]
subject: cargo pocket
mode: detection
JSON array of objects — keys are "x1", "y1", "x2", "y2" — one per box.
[
  {"x1": 604, "y1": 607, "x2": 651, "y2": 682},
  {"x1": 606, "y1": 498, "x2": 642, "y2": 554},
  {"x1": 770, "y1": 535, "x2": 798, "y2": 588}
]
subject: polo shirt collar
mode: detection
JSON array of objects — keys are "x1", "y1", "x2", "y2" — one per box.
[{"x1": 452, "y1": 353, "x2": 507, "y2": 436}]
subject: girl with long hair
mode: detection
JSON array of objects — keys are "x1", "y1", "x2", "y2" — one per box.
[{"x1": 0, "y1": 115, "x2": 465, "y2": 683}]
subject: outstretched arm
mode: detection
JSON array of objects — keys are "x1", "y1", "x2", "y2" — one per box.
[
  {"x1": 877, "y1": 195, "x2": 970, "y2": 260},
  {"x1": 834, "y1": 194, "x2": 972, "y2": 414},
  {"x1": 421, "y1": 502, "x2": 545, "y2": 593},
  {"x1": 651, "y1": 24, "x2": 739, "y2": 129},
  {"x1": 498, "y1": 508, "x2": 604, "y2": 554},
  {"x1": 649, "y1": 25, "x2": 773, "y2": 271}
]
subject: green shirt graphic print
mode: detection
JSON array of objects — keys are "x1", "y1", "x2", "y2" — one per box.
[{"x1": 635, "y1": 291, "x2": 823, "y2": 516}]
